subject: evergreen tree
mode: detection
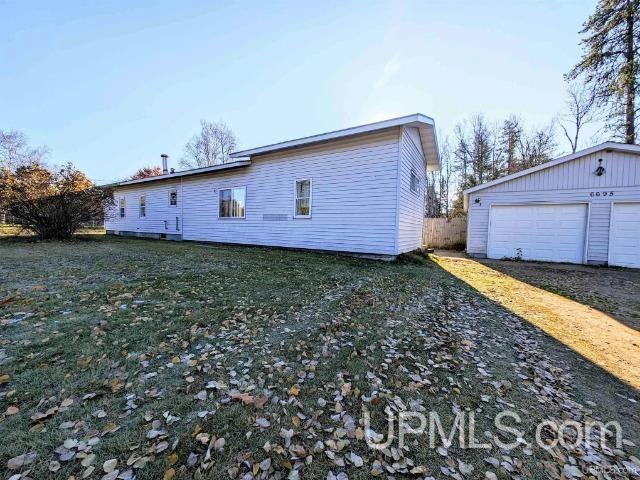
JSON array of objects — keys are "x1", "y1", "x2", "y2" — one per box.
[{"x1": 568, "y1": 0, "x2": 640, "y2": 143}]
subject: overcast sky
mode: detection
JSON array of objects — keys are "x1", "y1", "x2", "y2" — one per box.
[{"x1": 1, "y1": 0, "x2": 597, "y2": 182}]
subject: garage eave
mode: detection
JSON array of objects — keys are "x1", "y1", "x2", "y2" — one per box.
[{"x1": 463, "y1": 142, "x2": 640, "y2": 205}]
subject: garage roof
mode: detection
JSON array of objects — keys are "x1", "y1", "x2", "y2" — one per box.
[{"x1": 464, "y1": 141, "x2": 640, "y2": 196}]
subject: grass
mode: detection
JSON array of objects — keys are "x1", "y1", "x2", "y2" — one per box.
[
  {"x1": 1, "y1": 236, "x2": 638, "y2": 479},
  {"x1": 0, "y1": 224, "x2": 105, "y2": 238}
]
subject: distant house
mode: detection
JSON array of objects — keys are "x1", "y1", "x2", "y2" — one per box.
[
  {"x1": 464, "y1": 142, "x2": 640, "y2": 268},
  {"x1": 104, "y1": 114, "x2": 440, "y2": 257}
]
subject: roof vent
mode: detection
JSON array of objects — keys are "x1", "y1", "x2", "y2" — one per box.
[{"x1": 161, "y1": 154, "x2": 169, "y2": 175}]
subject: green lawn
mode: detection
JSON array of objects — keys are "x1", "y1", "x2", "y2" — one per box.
[{"x1": 0, "y1": 236, "x2": 638, "y2": 479}]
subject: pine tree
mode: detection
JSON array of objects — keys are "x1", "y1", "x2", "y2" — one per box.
[{"x1": 568, "y1": 0, "x2": 640, "y2": 143}]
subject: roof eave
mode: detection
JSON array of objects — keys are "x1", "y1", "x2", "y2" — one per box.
[
  {"x1": 102, "y1": 159, "x2": 252, "y2": 188},
  {"x1": 229, "y1": 113, "x2": 436, "y2": 159}
]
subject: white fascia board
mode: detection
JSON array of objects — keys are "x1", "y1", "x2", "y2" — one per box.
[{"x1": 230, "y1": 113, "x2": 436, "y2": 158}]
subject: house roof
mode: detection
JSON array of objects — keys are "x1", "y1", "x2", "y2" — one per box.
[
  {"x1": 102, "y1": 160, "x2": 251, "y2": 188},
  {"x1": 230, "y1": 113, "x2": 440, "y2": 171},
  {"x1": 103, "y1": 114, "x2": 440, "y2": 188},
  {"x1": 463, "y1": 141, "x2": 640, "y2": 196}
]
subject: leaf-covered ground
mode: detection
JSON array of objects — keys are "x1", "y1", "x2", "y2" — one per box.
[{"x1": 0, "y1": 236, "x2": 638, "y2": 480}]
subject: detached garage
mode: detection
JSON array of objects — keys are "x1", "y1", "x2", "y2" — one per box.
[{"x1": 464, "y1": 142, "x2": 640, "y2": 268}]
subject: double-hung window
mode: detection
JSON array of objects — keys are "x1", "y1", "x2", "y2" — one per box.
[
  {"x1": 139, "y1": 195, "x2": 146, "y2": 218},
  {"x1": 169, "y1": 187, "x2": 177, "y2": 206},
  {"x1": 119, "y1": 197, "x2": 126, "y2": 218},
  {"x1": 219, "y1": 187, "x2": 246, "y2": 218},
  {"x1": 294, "y1": 179, "x2": 312, "y2": 218},
  {"x1": 410, "y1": 169, "x2": 419, "y2": 194}
]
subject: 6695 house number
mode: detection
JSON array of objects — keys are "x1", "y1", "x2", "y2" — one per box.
[{"x1": 590, "y1": 191, "x2": 614, "y2": 197}]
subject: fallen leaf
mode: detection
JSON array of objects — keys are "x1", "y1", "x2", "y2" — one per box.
[
  {"x1": 103, "y1": 458, "x2": 117, "y2": 473},
  {"x1": 163, "y1": 467, "x2": 176, "y2": 480}
]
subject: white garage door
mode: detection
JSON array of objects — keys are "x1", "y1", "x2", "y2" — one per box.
[
  {"x1": 609, "y1": 202, "x2": 640, "y2": 269},
  {"x1": 488, "y1": 204, "x2": 587, "y2": 264}
]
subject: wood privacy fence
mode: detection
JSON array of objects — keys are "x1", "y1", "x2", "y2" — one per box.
[{"x1": 422, "y1": 217, "x2": 467, "y2": 248}]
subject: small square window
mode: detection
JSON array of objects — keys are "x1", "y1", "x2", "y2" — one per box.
[
  {"x1": 294, "y1": 179, "x2": 312, "y2": 218},
  {"x1": 410, "y1": 170, "x2": 419, "y2": 194},
  {"x1": 169, "y1": 187, "x2": 177, "y2": 206}
]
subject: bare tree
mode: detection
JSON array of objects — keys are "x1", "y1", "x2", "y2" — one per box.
[
  {"x1": 518, "y1": 121, "x2": 557, "y2": 169},
  {"x1": 559, "y1": 82, "x2": 597, "y2": 153},
  {"x1": 438, "y1": 138, "x2": 454, "y2": 218},
  {"x1": 180, "y1": 120, "x2": 237, "y2": 169},
  {"x1": 0, "y1": 130, "x2": 48, "y2": 171},
  {"x1": 425, "y1": 136, "x2": 454, "y2": 218},
  {"x1": 499, "y1": 116, "x2": 523, "y2": 174},
  {"x1": 453, "y1": 114, "x2": 497, "y2": 190}
]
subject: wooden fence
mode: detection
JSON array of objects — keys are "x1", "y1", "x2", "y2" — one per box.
[{"x1": 422, "y1": 217, "x2": 467, "y2": 249}]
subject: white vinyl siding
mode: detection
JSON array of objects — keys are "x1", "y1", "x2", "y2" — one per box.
[
  {"x1": 396, "y1": 127, "x2": 426, "y2": 254},
  {"x1": 180, "y1": 129, "x2": 401, "y2": 255},
  {"x1": 481, "y1": 150, "x2": 640, "y2": 193},
  {"x1": 105, "y1": 127, "x2": 435, "y2": 256},
  {"x1": 105, "y1": 182, "x2": 182, "y2": 233},
  {"x1": 466, "y1": 150, "x2": 640, "y2": 265}
]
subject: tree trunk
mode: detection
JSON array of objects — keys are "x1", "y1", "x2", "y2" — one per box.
[{"x1": 624, "y1": 0, "x2": 636, "y2": 143}]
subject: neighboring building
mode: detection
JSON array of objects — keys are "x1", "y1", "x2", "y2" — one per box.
[
  {"x1": 104, "y1": 114, "x2": 439, "y2": 257},
  {"x1": 464, "y1": 142, "x2": 640, "y2": 268}
]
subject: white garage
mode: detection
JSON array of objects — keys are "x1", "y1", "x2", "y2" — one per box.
[
  {"x1": 609, "y1": 202, "x2": 640, "y2": 268},
  {"x1": 464, "y1": 142, "x2": 640, "y2": 268}
]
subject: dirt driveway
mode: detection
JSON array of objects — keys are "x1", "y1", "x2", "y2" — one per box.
[{"x1": 480, "y1": 258, "x2": 640, "y2": 331}]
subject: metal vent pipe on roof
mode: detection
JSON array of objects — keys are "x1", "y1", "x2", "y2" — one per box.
[{"x1": 161, "y1": 154, "x2": 168, "y2": 175}]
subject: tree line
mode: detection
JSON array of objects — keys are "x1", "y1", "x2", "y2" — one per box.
[
  {"x1": 1, "y1": 0, "x2": 638, "y2": 236},
  {"x1": 427, "y1": 0, "x2": 639, "y2": 218}
]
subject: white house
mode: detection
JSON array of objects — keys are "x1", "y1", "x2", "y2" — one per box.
[
  {"x1": 104, "y1": 114, "x2": 439, "y2": 257},
  {"x1": 464, "y1": 142, "x2": 640, "y2": 268}
]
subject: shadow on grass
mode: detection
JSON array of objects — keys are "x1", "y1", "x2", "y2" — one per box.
[
  {"x1": 0, "y1": 232, "x2": 107, "y2": 244},
  {"x1": 427, "y1": 254, "x2": 640, "y2": 447}
]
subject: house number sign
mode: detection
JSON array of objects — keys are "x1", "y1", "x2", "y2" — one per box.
[{"x1": 589, "y1": 191, "x2": 614, "y2": 197}]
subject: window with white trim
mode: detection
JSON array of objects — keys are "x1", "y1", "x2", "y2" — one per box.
[
  {"x1": 294, "y1": 179, "x2": 312, "y2": 218},
  {"x1": 139, "y1": 195, "x2": 146, "y2": 218},
  {"x1": 119, "y1": 197, "x2": 126, "y2": 218},
  {"x1": 410, "y1": 169, "x2": 419, "y2": 194},
  {"x1": 219, "y1": 187, "x2": 246, "y2": 218},
  {"x1": 169, "y1": 187, "x2": 177, "y2": 206}
]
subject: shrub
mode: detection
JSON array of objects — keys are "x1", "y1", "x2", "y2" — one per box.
[{"x1": 0, "y1": 162, "x2": 114, "y2": 240}]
